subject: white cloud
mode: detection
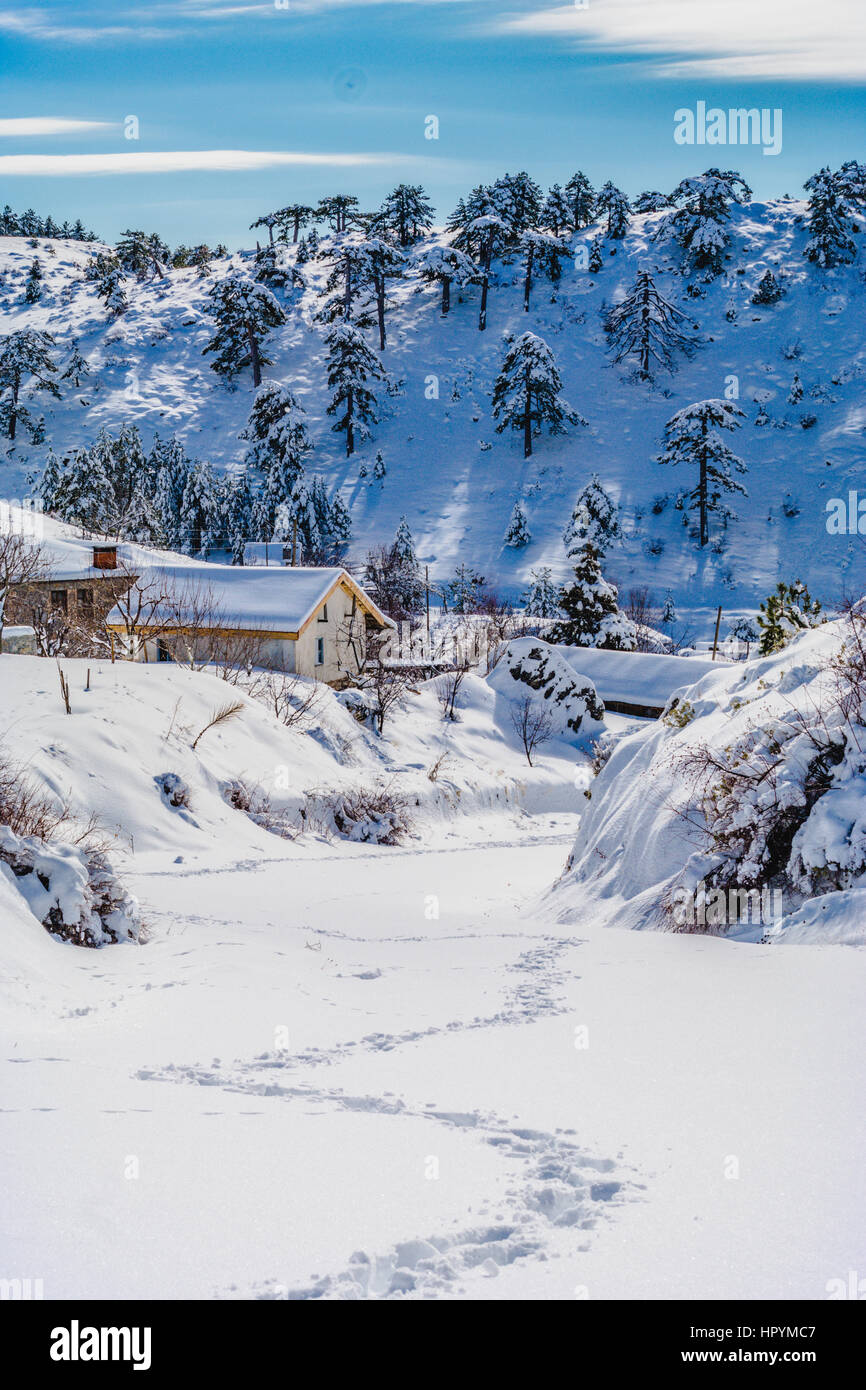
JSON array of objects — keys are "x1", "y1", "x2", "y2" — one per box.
[
  {"x1": 0, "y1": 117, "x2": 113, "y2": 137},
  {"x1": 496, "y1": 0, "x2": 866, "y2": 81},
  {"x1": 0, "y1": 148, "x2": 420, "y2": 175}
]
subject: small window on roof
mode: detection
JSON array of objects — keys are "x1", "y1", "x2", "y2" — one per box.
[{"x1": 318, "y1": 603, "x2": 328, "y2": 622}]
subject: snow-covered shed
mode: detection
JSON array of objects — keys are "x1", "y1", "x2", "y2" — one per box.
[
  {"x1": 106, "y1": 564, "x2": 394, "y2": 685},
  {"x1": 558, "y1": 647, "x2": 722, "y2": 718}
]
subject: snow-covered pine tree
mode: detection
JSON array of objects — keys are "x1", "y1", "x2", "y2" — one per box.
[
  {"x1": 661, "y1": 591, "x2": 678, "y2": 626},
  {"x1": 563, "y1": 475, "x2": 622, "y2": 556},
  {"x1": 595, "y1": 182, "x2": 631, "y2": 239},
  {"x1": 180, "y1": 460, "x2": 218, "y2": 556},
  {"x1": 61, "y1": 339, "x2": 91, "y2": 388},
  {"x1": 120, "y1": 485, "x2": 165, "y2": 546},
  {"x1": 522, "y1": 566, "x2": 560, "y2": 619},
  {"x1": 416, "y1": 244, "x2": 478, "y2": 315},
  {"x1": 96, "y1": 257, "x2": 128, "y2": 316},
  {"x1": 315, "y1": 195, "x2": 360, "y2": 235},
  {"x1": 757, "y1": 582, "x2": 822, "y2": 655},
  {"x1": 539, "y1": 184, "x2": 572, "y2": 238},
  {"x1": 254, "y1": 243, "x2": 292, "y2": 290},
  {"x1": 50, "y1": 445, "x2": 114, "y2": 533},
  {"x1": 520, "y1": 230, "x2": 571, "y2": 312},
  {"x1": 489, "y1": 171, "x2": 543, "y2": 239},
  {"x1": 450, "y1": 198, "x2": 510, "y2": 330},
  {"x1": 219, "y1": 471, "x2": 254, "y2": 564},
  {"x1": 564, "y1": 172, "x2": 596, "y2": 229},
  {"x1": 273, "y1": 204, "x2": 316, "y2": 243},
  {"x1": 633, "y1": 191, "x2": 672, "y2": 213},
  {"x1": 787, "y1": 372, "x2": 804, "y2": 404},
  {"x1": 0, "y1": 329, "x2": 61, "y2": 441},
  {"x1": 504, "y1": 500, "x2": 531, "y2": 547},
  {"x1": 656, "y1": 398, "x2": 747, "y2": 548},
  {"x1": 23, "y1": 258, "x2": 43, "y2": 303},
  {"x1": 604, "y1": 269, "x2": 697, "y2": 379},
  {"x1": 325, "y1": 321, "x2": 386, "y2": 457},
  {"x1": 373, "y1": 184, "x2": 435, "y2": 247},
  {"x1": 751, "y1": 269, "x2": 785, "y2": 304},
  {"x1": 550, "y1": 541, "x2": 636, "y2": 650},
  {"x1": 657, "y1": 168, "x2": 751, "y2": 277},
  {"x1": 203, "y1": 274, "x2": 286, "y2": 387},
  {"x1": 358, "y1": 236, "x2": 405, "y2": 349},
  {"x1": 39, "y1": 448, "x2": 64, "y2": 511},
  {"x1": 150, "y1": 435, "x2": 191, "y2": 552},
  {"x1": 373, "y1": 450, "x2": 386, "y2": 481},
  {"x1": 116, "y1": 229, "x2": 168, "y2": 280},
  {"x1": 446, "y1": 563, "x2": 486, "y2": 614},
  {"x1": 728, "y1": 615, "x2": 759, "y2": 656},
  {"x1": 588, "y1": 237, "x2": 604, "y2": 273},
  {"x1": 803, "y1": 167, "x2": 857, "y2": 268},
  {"x1": 242, "y1": 381, "x2": 312, "y2": 539},
  {"x1": 491, "y1": 331, "x2": 584, "y2": 458}
]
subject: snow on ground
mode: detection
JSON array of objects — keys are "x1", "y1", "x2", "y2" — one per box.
[{"x1": 1, "y1": 640, "x2": 865, "y2": 1299}]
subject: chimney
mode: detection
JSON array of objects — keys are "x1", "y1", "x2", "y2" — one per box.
[{"x1": 92, "y1": 545, "x2": 118, "y2": 571}]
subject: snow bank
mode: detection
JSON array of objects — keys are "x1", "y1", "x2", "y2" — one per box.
[
  {"x1": 557, "y1": 646, "x2": 720, "y2": 709},
  {"x1": 552, "y1": 616, "x2": 866, "y2": 944},
  {"x1": 0, "y1": 825, "x2": 140, "y2": 947},
  {"x1": 487, "y1": 638, "x2": 604, "y2": 740}
]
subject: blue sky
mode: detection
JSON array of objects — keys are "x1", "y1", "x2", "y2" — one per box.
[{"x1": 0, "y1": 0, "x2": 863, "y2": 245}]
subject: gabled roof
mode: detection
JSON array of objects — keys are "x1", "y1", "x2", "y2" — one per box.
[{"x1": 106, "y1": 564, "x2": 395, "y2": 636}]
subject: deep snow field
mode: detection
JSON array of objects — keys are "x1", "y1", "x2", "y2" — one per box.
[
  {"x1": 2, "y1": 632, "x2": 865, "y2": 1300},
  {"x1": 3, "y1": 193, "x2": 866, "y2": 636}
]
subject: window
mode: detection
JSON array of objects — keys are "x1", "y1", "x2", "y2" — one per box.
[
  {"x1": 156, "y1": 639, "x2": 173, "y2": 663},
  {"x1": 77, "y1": 588, "x2": 94, "y2": 610},
  {"x1": 50, "y1": 589, "x2": 68, "y2": 612},
  {"x1": 318, "y1": 603, "x2": 328, "y2": 622},
  {"x1": 316, "y1": 636, "x2": 325, "y2": 666}
]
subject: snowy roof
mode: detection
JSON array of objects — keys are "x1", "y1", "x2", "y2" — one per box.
[{"x1": 106, "y1": 564, "x2": 394, "y2": 636}]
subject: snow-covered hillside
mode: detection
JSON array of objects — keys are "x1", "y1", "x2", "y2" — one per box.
[{"x1": 3, "y1": 194, "x2": 865, "y2": 636}]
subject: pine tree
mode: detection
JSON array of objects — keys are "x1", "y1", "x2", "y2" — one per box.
[
  {"x1": 605, "y1": 269, "x2": 697, "y2": 379},
  {"x1": 386, "y1": 516, "x2": 424, "y2": 610},
  {"x1": 658, "y1": 168, "x2": 752, "y2": 276},
  {"x1": 120, "y1": 485, "x2": 164, "y2": 546},
  {"x1": 489, "y1": 171, "x2": 543, "y2": 239},
  {"x1": 803, "y1": 167, "x2": 857, "y2": 268},
  {"x1": 656, "y1": 399, "x2": 747, "y2": 548},
  {"x1": 374, "y1": 184, "x2": 434, "y2": 247},
  {"x1": 520, "y1": 230, "x2": 570, "y2": 312},
  {"x1": 757, "y1": 581, "x2": 822, "y2": 655},
  {"x1": 550, "y1": 541, "x2": 636, "y2": 650},
  {"x1": 446, "y1": 563, "x2": 486, "y2": 614},
  {"x1": 242, "y1": 381, "x2": 312, "y2": 539},
  {"x1": 564, "y1": 172, "x2": 596, "y2": 229},
  {"x1": 751, "y1": 269, "x2": 785, "y2": 304},
  {"x1": 539, "y1": 184, "x2": 572, "y2": 238},
  {"x1": 728, "y1": 615, "x2": 759, "y2": 656},
  {"x1": 180, "y1": 460, "x2": 218, "y2": 556},
  {"x1": 417, "y1": 244, "x2": 478, "y2": 315},
  {"x1": 359, "y1": 236, "x2": 405, "y2": 349},
  {"x1": 51, "y1": 446, "x2": 114, "y2": 533},
  {"x1": 588, "y1": 237, "x2": 604, "y2": 273},
  {"x1": 0, "y1": 329, "x2": 61, "y2": 441},
  {"x1": 633, "y1": 191, "x2": 671, "y2": 213},
  {"x1": 450, "y1": 199, "x2": 510, "y2": 330},
  {"x1": 273, "y1": 204, "x2": 316, "y2": 243},
  {"x1": 61, "y1": 339, "x2": 91, "y2": 388},
  {"x1": 203, "y1": 275, "x2": 286, "y2": 387},
  {"x1": 39, "y1": 448, "x2": 64, "y2": 511},
  {"x1": 787, "y1": 372, "x2": 804, "y2": 404},
  {"x1": 504, "y1": 500, "x2": 531, "y2": 547},
  {"x1": 522, "y1": 566, "x2": 560, "y2": 618},
  {"x1": 95, "y1": 254, "x2": 128, "y2": 316},
  {"x1": 254, "y1": 243, "x2": 292, "y2": 290},
  {"x1": 595, "y1": 182, "x2": 631, "y2": 239},
  {"x1": 564, "y1": 475, "x2": 622, "y2": 557},
  {"x1": 24, "y1": 258, "x2": 43, "y2": 303},
  {"x1": 491, "y1": 331, "x2": 584, "y2": 458},
  {"x1": 151, "y1": 435, "x2": 191, "y2": 552},
  {"x1": 373, "y1": 450, "x2": 386, "y2": 481},
  {"x1": 661, "y1": 592, "x2": 678, "y2": 626},
  {"x1": 116, "y1": 229, "x2": 168, "y2": 279},
  {"x1": 220, "y1": 471, "x2": 254, "y2": 564},
  {"x1": 315, "y1": 195, "x2": 360, "y2": 235},
  {"x1": 325, "y1": 322, "x2": 386, "y2": 457}
]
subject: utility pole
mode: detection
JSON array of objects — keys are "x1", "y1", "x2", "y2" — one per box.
[
  {"x1": 711, "y1": 605, "x2": 722, "y2": 660},
  {"x1": 291, "y1": 518, "x2": 298, "y2": 567},
  {"x1": 425, "y1": 564, "x2": 430, "y2": 649}
]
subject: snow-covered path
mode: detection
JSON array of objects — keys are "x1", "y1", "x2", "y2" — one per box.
[{"x1": 2, "y1": 829, "x2": 864, "y2": 1300}]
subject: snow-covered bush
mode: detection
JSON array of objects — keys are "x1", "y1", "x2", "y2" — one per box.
[
  {"x1": 220, "y1": 779, "x2": 295, "y2": 840},
  {"x1": 299, "y1": 785, "x2": 412, "y2": 845},
  {"x1": 490, "y1": 638, "x2": 604, "y2": 738},
  {"x1": 0, "y1": 825, "x2": 141, "y2": 947},
  {"x1": 155, "y1": 772, "x2": 191, "y2": 808}
]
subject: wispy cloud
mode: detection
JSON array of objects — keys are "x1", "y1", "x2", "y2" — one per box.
[
  {"x1": 495, "y1": 0, "x2": 866, "y2": 81},
  {"x1": 0, "y1": 117, "x2": 114, "y2": 136},
  {"x1": 0, "y1": 148, "x2": 423, "y2": 175}
]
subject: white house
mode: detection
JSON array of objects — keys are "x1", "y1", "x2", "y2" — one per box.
[{"x1": 106, "y1": 564, "x2": 394, "y2": 686}]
